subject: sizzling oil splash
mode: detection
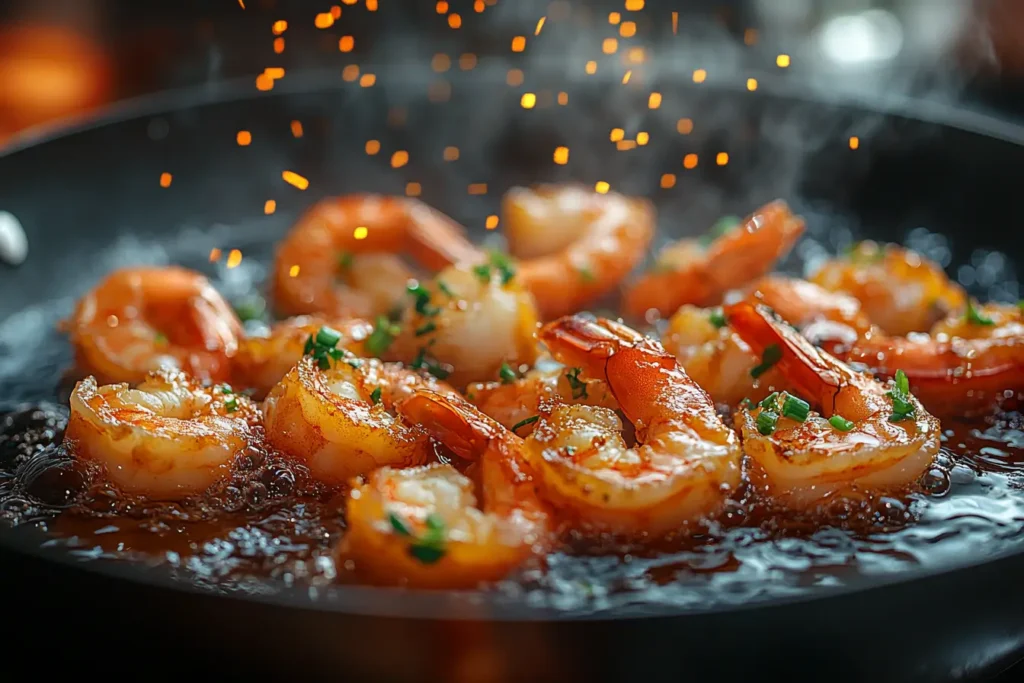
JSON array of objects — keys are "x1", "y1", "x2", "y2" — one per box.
[{"x1": 1, "y1": 211, "x2": 1024, "y2": 613}]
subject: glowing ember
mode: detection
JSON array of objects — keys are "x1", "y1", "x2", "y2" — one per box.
[
  {"x1": 535, "y1": 17, "x2": 546, "y2": 35},
  {"x1": 282, "y1": 171, "x2": 310, "y2": 190},
  {"x1": 274, "y1": 38, "x2": 285, "y2": 54},
  {"x1": 627, "y1": 47, "x2": 646, "y2": 63},
  {"x1": 747, "y1": 78, "x2": 758, "y2": 91},
  {"x1": 209, "y1": 248, "x2": 222, "y2": 262},
  {"x1": 512, "y1": 36, "x2": 526, "y2": 52},
  {"x1": 672, "y1": 11, "x2": 678, "y2": 34},
  {"x1": 507, "y1": 69, "x2": 524, "y2": 86},
  {"x1": 620, "y1": 21, "x2": 636, "y2": 37},
  {"x1": 616, "y1": 140, "x2": 636, "y2": 151},
  {"x1": 159, "y1": 172, "x2": 172, "y2": 188},
  {"x1": 777, "y1": 54, "x2": 791, "y2": 68},
  {"x1": 406, "y1": 182, "x2": 422, "y2": 197},
  {"x1": 290, "y1": 120, "x2": 303, "y2": 138},
  {"x1": 624, "y1": 0, "x2": 645, "y2": 9},
  {"x1": 342, "y1": 65, "x2": 360, "y2": 81},
  {"x1": 365, "y1": 139, "x2": 381, "y2": 155},
  {"x1": 443, "y1": 146, "x2": 460, "y2": 161},
  {"x1": 677, "y1": 118, "x2": 694, "y2": 134},
  {"x1": 448, "y1": 13, "x2": 462, "y2": 29},
  {"x1": 459, "y1": 53, "x2": 477, "y2": 70},
  {"x1": 366, "y1": 0, "x2": 378, "y2": 10},
  {"x1": 272, "y1": 20, "x2": 288, "y2": 35},
  {"x1": 236, "y1": 130, "x2": 252, "y2": 146},
  {"x1": 468, "y1": 183, "x2": 488, "y2": 195},
  {"x1": 683, "y1": 153, "x2": 698, "y2": 169},
  {"x1": 744, "y1": 28, "x2": 758, "y2": 45},
  {"x1": 716, "y1": 152, "x2": 729, "y2": 165},
  {"x1": 595, "y1": 181, "x2": 610, "y2": 194},
  {"x1": 428, "y1": 81, "x2": 452, "y2": 102},
  {"x1": 520, "y1": 93, "x2": 537, "y2": 109},
  {"x1": 553, "y1": 146, "x2": 569, "y2": 164},
  {"x1": 353, "y1": 227, "x2": 368, "y2": 240},
  {"x1": 265, "y1": 67, "x2": 285, "y2": 79},
  {"x1": 610, "y1": 127, "x2": 624, "y2": 142},
  {"x1": 636, "y1": 131, "x2": 649, "y2": 145},
  {"x1": 602, "y1": 38, "x2": 618, "y2": 54},
  {"x1": 339, "y1": 36, "x2": 355, "y2": 52},
  {"x1": 693, "y1": 69, "x2": 707, "y2": 83},
  {"x1": 609, "y1": 12, "x2": 621, "y2": 24},
  {"x1": 557, "y1": 91, "x2": 568, "y2": 105},
  {"x1": 485, "y1": 215, "x2": 499, "y2": 230},
  {"x1": 359, "y1": 74, "x2": 376, "y2": 87},
  {"x1": 226, "y1": 249, "x2": 243, "y2": 269},
  {"x1": 622, "y1": 70, "x2": 632, "y2": 84},
  {"x1": 648, "y1": 92, "x2": 662, "y2": 109},
  {"x1": 315, "y1": 13, "x2": 335, "y2": 29},
  {"x1": 849, "y1": 136, "x2": 860, "y2": 150},
  {"x1": 432, "y1": 54, "x2": 451, "y2": 72},
  {"x1": 436, "y1": 0, "x2": 448, "y2": 13},
  {"x1": 585, "y1": 60, "x2": 597, "y2": 74},
  {"x1": 264, "y1": 200, "x2": 277, "y2": 215},
  {"x1": 391, "y1": 150, "x2": 409, "y2": 168},
  {"x1": 331, "y1": 6, "x2": 342, "y2": 18},
  {"x1": 660, "y1": 173, "x2": 676, "y2": 189},
  {"x1": 289, "y1": 265, "x2": 300, "y2": 277},
  {"x1": 255, "y1": 73, "x2": 274, "y2": 91}
]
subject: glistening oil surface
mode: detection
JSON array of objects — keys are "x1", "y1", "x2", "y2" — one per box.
[{"x1": 1, "y1": 208, "x2": 1023, "y2": 613}]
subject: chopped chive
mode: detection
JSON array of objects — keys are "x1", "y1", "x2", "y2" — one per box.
[
  {"x1": 415, "y1": 321, "x2": 437, "y2": 337},
  {"x1": 424, "y1": 512, "x2": 445, "y2": 532},
  {"x1": 577, "y1": 266, "x2": 596, "y2": 283},
  {"x1": 224, "y1": 396, "x2": 239, "y2": 413},
  {"x1": 365, "y1": 315, "x2": 400, "y2": 356},
  {"x1": 511, "y1": 415, "x2": 539, "y2": 433},
  {"x1": 781, "y1": 395, "x2": 810, "y2": 422},
  {"x1": 220, "y1": 384, "x2": 234, "y2": 394},
  {"x1": 759, "y1": 392, "x2": 780, "y2": 411},
  {"x1": 499, "y1": 362, "x2": 517, "y2": 384},
  {"x1": 388, "y1": 511, "x2": 411, "y2": 536},
  {"x1": 828, "y1": 414, "x2": 855, "y2": 432},
  {"x1": 409, "y1": 544, "x2": 445, "y2": 564},
  {"x1": 699, "y1": 215, "x2": 740, "y2": 246},
  {"x1": 153, "y1": 332, "x2": 168, "y2": 345},
  {"x1": 315, "y1": 326, "x2": 343, "y2": 348},
  {"x1": 565, "y1": 367, "x2": 588, "y2": 399},
  {"x1": 233, "y1": 295, "x2": 267, "y2": 322},
  {"x1": 472, "y1": 263, "x2": 492, "y2": 283},
  {"x1": 425, "y1": 362, "x2": 451, "y2": 380},
  {"x1": 756, "y1": 410, "x2": 778, "y2": 436},
  {"x1": 370, "y1": 386, "x2": 382, "y2": 405},
  {"x1": 894, "y1": 368, "x2": 910, "y2": 395},
  {"x1": 338, "y1": 251, "x2": 354, "y2": 270},
  {"x1": 407, "y1": 281, "x2": 439, "y2": 316},
  {"x1": 409, "y1": 513, "x2": 447, "y2": 564},
  {"x1": 437, "y1": 280, "x2": 455, "y2": 298},
  {"x1": 739, "y1": 397, "x2": 754, "y2": 409},
  {"x1": 750, "y1": 344, "x2": 782, "y2": 379},
  {"x1": 965, "y1": 299, "x2": 994, "y2": 326},
  {"x1": 709, "y1": 308, "x2": 727, "y2": 329},
  {"x1": 886, "y1": 368, "x2": 916, "y2": 422},
  {"x1": 488, "y1": 250, "x2": 516, "y2": 285}
]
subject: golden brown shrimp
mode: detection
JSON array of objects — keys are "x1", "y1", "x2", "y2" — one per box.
[
  {"x1": 503, "y1": 184, "x2": 655, "y2": 320},
  {"x1": 339, "y1": 392, "x2": 549, "y2": 589},
  {"x1": 523, "y1": 316, "x2": 743, "y2": 535},
  {"x1": 64, "y1": 369, "x2": 257, "y2": 500},
  {"x1": 835, "y1": 302, "x2": 1024, "y2": 417},
  {"x1": 272, "y1": 194, "x2": 483, "y2": 319},
  {"x1": 725, "y1": 301, "x2": 941, "y2": 506},
  {"x1": 387, "y1": 261, "x2": 540, "y2": 388},
  {"x1": 65, "y1": 266, "x2": 241, "y2": 385},
  {"x1": 809, "y1": 240, "x2": 966, "y2": 336},
  {"x1": 622, "y1": 200, "x2": 805, "y2": 320},
  {"x1": 262, "y1": 345, "x2": 456, "y2": 486},
  {"x1": 232, "y1": 316, "x2": 372, "y2": 398}
]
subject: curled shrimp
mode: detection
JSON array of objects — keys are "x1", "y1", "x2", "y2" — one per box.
[
  {"x1": 387, "y1": 262, "x2": 540, "y2": 388},
  {"x1": 232, "y1": 316, "x2": 372, "y2": 398},
  {"x1": 622, "y1": 200, "x2": 805, "y2": 320},
  {"x1": 262, "y1": 353, "x2": 455, "y2": 486},
  {"x1": 809, "y1": 240, "x2": 966, "y2": 336},
  {"x1": 65, "y1": 266, "x2": 241, "y2": 385},
  {"x1": 836, "y1": 302, "x2": 1024, "y2": 417},
  {"x1": 503, "y1": 184, "x2": 655, "y2": 320},
  {"x1": 339, "y1": 392, "x2": 549, "y2": 588},
  {"x1": 272, "y1": 194, "x2": 482, "y2": 319},
  {"x1": 725, "y1": 301, "x2": 941, "y2": 505},
  {"x1": 523, "y1": 316, "x2": 743, "y2": 535},
  {"x1": 64, "y1": 369, "x2": 257, "y2": 500}
]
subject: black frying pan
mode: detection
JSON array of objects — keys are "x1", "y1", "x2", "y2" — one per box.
[{"x1": 2, "y1": 68, "x2": 1024, "y2": 682}]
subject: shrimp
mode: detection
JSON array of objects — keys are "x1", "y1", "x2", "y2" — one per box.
[
  {"x1": 339, "y1": 392, "x2": 549, "y2": 588},
  {"x1": 503, "y1": 184, "x2": 655, "y2": 320},
  {"x1": 386, "y1": 261, "x2": 540, "y2": 388},
  {"x1": 724, "y1": 301, "x2": 941, "y2": 505},
  {"x1": 262, "y1": 349, "x2": 456, "y2": 486},
  {"x1": 809, "y1": 240, "x2": 966, "y2": 336},
  {"x1": 232, "y1": 316, "x2": 372, "y2": 398},
  {"x1": 836, "y1": 302, "x2": 1024, "y2": 417},
  {"x1": 622, "y1": 200, "x2": 805, "y2": 320},
  {"x1": 271, "y1": 194, "x2": 483, "y2": 319},
  {"x1": 524, "y1": 316, "x2": 743, "y2": 535},
  {"x1": 64, "y1": 369, "x2": 257, "y2": 500},
  {"x1": 65, "y1": 266, "x2": 241, "y2": 385},
  {"x1": 466, "y1": 363, "x2": 618, "y2": 434}
]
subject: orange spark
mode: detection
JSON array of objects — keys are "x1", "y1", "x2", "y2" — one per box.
[
  {"x1": 291, "y1": 120, "x2": 304, "y2": 138},
  {"x1": 264, "y1": 200, "x2": 277, "y2": 214},
  {"x1": 282, "y1": 171, "x2": 309, "y2": 190},
  {"x1": 507, "y1": 68, "x2": 524, "y2": 85},
  {"x1": 485, "y1": 215, "x2": 499, "y2": 230},
  {"x1": 448, "y1": 13, "x2": 462, "y2": 28},
  {"x1": 365, "y1": 139, "x2": 380, "y2": 155},
  {"x1": 360, "y1": 73, "x2": 376, "y2": 87},
  {"x1": 683, "y1": 154, "x2": 698, "y2": 169},
  {"x1": 595, "y1": 181, "x2": 610, "y2": 194},
  {"x1": 660, "y1": 173, "x2": 677, "y2": 189},
  {"x1": 636, "y1": 131, "x2": 649, "y2": 145},
  {"x1": 520, "y1": 93, "x2": 537, "y2": 109},
  {"x1": 610, "y1": 127, "x2": 624, "y2": 142},
  {"x1": 443, "y1": 146, "x2": 460, "y2": 161},
  {"x1": 272, "y1": 20, "x2": 287, "y2": 35},
  {"x1": 405, "y1": 182, "x2": 422, "y2": 197},
  {"x1": 692, "y1": 69, "x2": 707, "y2": 83},
  {"x1": 315, "y1": 13, "x2": 334, "y2": 29},
  {"x1": 339, "y1": 35, "x2": 354, "y2": 52},
  {"x1": 468, "y1": 183, "x2": 488, "y2": 195},
  {"x1": 342, "y1": 64, "x2": 360, "y2": 81},
  {"x1": 677, "y1": 118, "x2": 693, "y2": 134},
  {"x1": 648, "y1": 92, "x2": 662, "y2": 109},
  {"x1": 512, "y1": 36, "x2": 526, "y2": 52},
  {"x1": 236, "y1": 130, "x2": 252, "y2": 146},
  {"x1": 209, "y1": 248, "x2": 222, "y2": 262},
  {"x1": 226, "y1": 249, "x2": 243, "y2": 269},
  {"x1": 459, "y1": 53, "x2": 477, "y2": 70},
  {"x1": 432, "y1": 53, "x2": 451, "y2": 72},
  {"x1": 273, "y1": 37, "x2": 285, "y2": 54},
  {"x1": 553, "y1": 146, "x2": 569, "y2": 165},
  {"x1": 289, "y1": 265, "x2": 300, "y2": 277},
  {"x1": 353, "y1": 226, "x2": 368, "y2": 240},
  {"x1": 602, "y1": 38, "x2": 618, "y2": 54},
  {"x1": 159, "y1": 172, "x2": 172, "y2": 187},
  {"x1": 535, "y1": 17, "x2": 546, "y2": 35},
  {"x1": 672, "y1": 11, "x2": 678, "y2": 34},
  {"x1": 716, "y1": 152, "x2": 729, "y2": 165},
  {"x1": 849, "y1": 136, "x2": 860, "y2": 150},
  {"x1": 436, "y1": 0, "x2": 448, "y2": 12},
  {"x1": 609, "y1": 11, "x2": 620, "y2": 24},
  {"x1": 619, "y1": 21, "x2": 636, "y2": 37},
  {"x1": 391, "y1": 150, "x2": 409, "y2": 168}
]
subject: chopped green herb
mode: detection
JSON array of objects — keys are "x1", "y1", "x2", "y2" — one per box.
[
  {"x1": 499, "y1": 362, "x2": 517, "y2": 384},
  {"x1": 750, "y1": 344, "x2": 782, "y2": 379},
  {"x1": 845, "y1": 241, "x2": 885, "y2": 264},
  {"x1": 756, "y1": 410, "x2": 778, "y2": 436},
  {"x1": 425, "y1": 362, "x2": 451, "y2": 380},
  {"x1": 577, "y1": 266, "x2": 596, "y2": 283},
  {"x1": 345, "y1": 358, "x2": 362, "y2": 369},
  {"x1": 472, "y1": 263, "x2": 492, "y2": 283},
  {"x1": 407, "y1": 281, "x2": 440, "y2": 317},
  {"x1": 233, "y1": 295, "x2": 267, "y2": 322},
  {"x1": 759, "y1": 392, "x2": 780, "y2": 411},
  {"x1": 781, "y1": 395, "x2": 810, "y2": 422},
  {"x1": 153, "y1": 332, "x2": 168, "y2": 345},
  {"x1": 739, "y1": 397, "x2": 754, "y2": 409},
  {"x1": 388, "y1": 511, "x2": 411, "y2": 536},
  {"x1": 224, "y1": 396, "x2": 239, "y2": 413},
  {"x1": 220, "y1": 384, "x2": 234, "y2": 394},
  {"x1": 564, "y1": 445, "x2": 576, "y2": 456},
  {"x1": 829, "y1": 414, "x2": 855, "y2": 432},
  {"x1": 511, "y1": 415, "x2": 540, "y2": 433},
  {"x1": 487, "y1": 250, "x2": 516, "y2": 285},
  {"x1": 886, "y1": 369, "x2": 915, "y2": 422},
  {"x1": 408, "y1": 513, "x2": 447, "y2": 564},
  {"x1": 709, "y1": 308, "x2": 727, "y2": 329},
  {"x1": 415, "y1": 321, "x2": 437, "y2": 337},
  {"x1": 437, "y1": 280, "x2": 455, "y2": 298},
  {"x1": 366, "y1": 315, "x2": 400, "y2": 356},
  {"x1": 316, "y1": 326, "x2": 343, "y2": 348},
  {"x1": 370, "y1": 386, "x2": 382, "y2": 405},
  {"x1": 565, "y1": 367, "x2": 588, "y2": 399},
  {"x1": 338, "y1": 251, "x2": 354, "y2": 270},
  {"x1": 409, "y1": 544, "x2": 445, "y2": 564},
  {"x1": 304, "y1": 326, "x2": 345, "y2": 370},
  {"x1": 965, "y1": 299, "x2": 994, "y2": 326},
  {"x1": 699, "y1": 215, "x2": 741, "y2": 246}
]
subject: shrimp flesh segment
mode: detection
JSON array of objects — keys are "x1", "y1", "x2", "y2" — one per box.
[
  {"x1": 272, "y1": 194, "x2": 483, "y2": 319},
  {"x1": 809, "y1": 240, "x2": 966, "y2": 336},
  {"x1": 746, "y1": 275, "x2": 872, "y2": 339},
  {"x1": 504, "y1": 184, "x2": 655, "y2": 320},
  {"x1": 262, "y1": 355, "x2": 454, "y2": 486},
  {"x1": 64, "y1": 369, "x2": 256, "y2": 500},
  {"x1": 339, "y1": 392, "x2": 548, "y2": 588},
  {"x1": 65, "y1": 266, "x2": 241, "y2": 385},
  {"x1": 724, "y1": 301, "x2": 941, "y2": 505},
  {"x1": 837, "y1": 302, "x2": 1024, "y2": 417},
  {"x1": 387, "y1": 262, "x2": 540, "y2": 388},
  {"x1": 529, "y1": 316, "x2": 743, "y2": 534},
  {"x1": 233, "y1": 316, "x2": 372, "y2": 398},
  {"x1": 622, "y1": 200, "x2": 805, "y2": 320}
]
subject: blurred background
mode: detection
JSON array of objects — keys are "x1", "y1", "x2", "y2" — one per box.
[{"x1": 2, "y1": 0, "x2": 1024, "y2": 149}]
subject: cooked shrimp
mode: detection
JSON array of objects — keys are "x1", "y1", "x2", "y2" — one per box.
[
  {"x1": 65, "y1": 266, "x2": 241, "y2": 385},
  {"x1": 746, "y1": 275, "x2": 873, "y2": 337},
  {"x1": 622, "y1": 200, "x2": 805, "y2": 320},
  {"x1": 837, "y1": 302, "x2": 1024, "y2": 417},
  {"x1": 64, "y1": 369, "x2": 256, "y2": 500},
  {"x1": 504, "y1": 184, "x2": 655, "y2": 320},
  {"x1": 725, "y1": 301, "x2": 941, "y2": 505},
  {"x1": 232, "y1": 316, "x2": 372, "y2": 398},
  {"x1": 467, "y1": 363, "x2": 618, "y2": 434},
  {"x1": 272, "y1": 194, "x2": 483, "y2": 319},
  {"x1": 809, "y1": 240, "x2": 966, "y2": 336},
  {"x1": 262, "y1": 348, "x2": 456, "y2": 486},
  {"x1": 523, "y1": 316, "x2": 742, "y2": 534},
  {"x1": 387, "y1": 261, "x2": 540, "y2": 388}
]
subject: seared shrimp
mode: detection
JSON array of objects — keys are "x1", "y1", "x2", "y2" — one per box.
[
  {"x1": 272, "y1": 194, "x2": 483, "y2": 319},
  {"x1": 65, "y1": 266, "x2": 241, "y2": 385},
  {"x1": 262, "y1": 345, "x2": 456, "y2": 486},
  {"x1": 524, "y1": 316, "x2": 743, "y2": 534},
  {"x1": 502, "y1": 184, "x2": 655, "y2": 319},
  {"x1": 838, "y1": 302, "x2": 1024, "y2": 417},
  {"x1": 622, "y1": 200, "x2": 805, "y2": 320},
  {"x1": 64, "y1": 369, "x2": 256, "y2": 500},
  {"x1": 809, "y1": 240, "x2": 966, "y2": 336},
  {"x1": 233, "y1": 316, "x2": 372, "y2": 398},
  {"x1": 725, "y1": 301, "x2": 941, "y2": 505},
  {"x1": 387, "y1": 260, "x2": 540, "y2": 388}
]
